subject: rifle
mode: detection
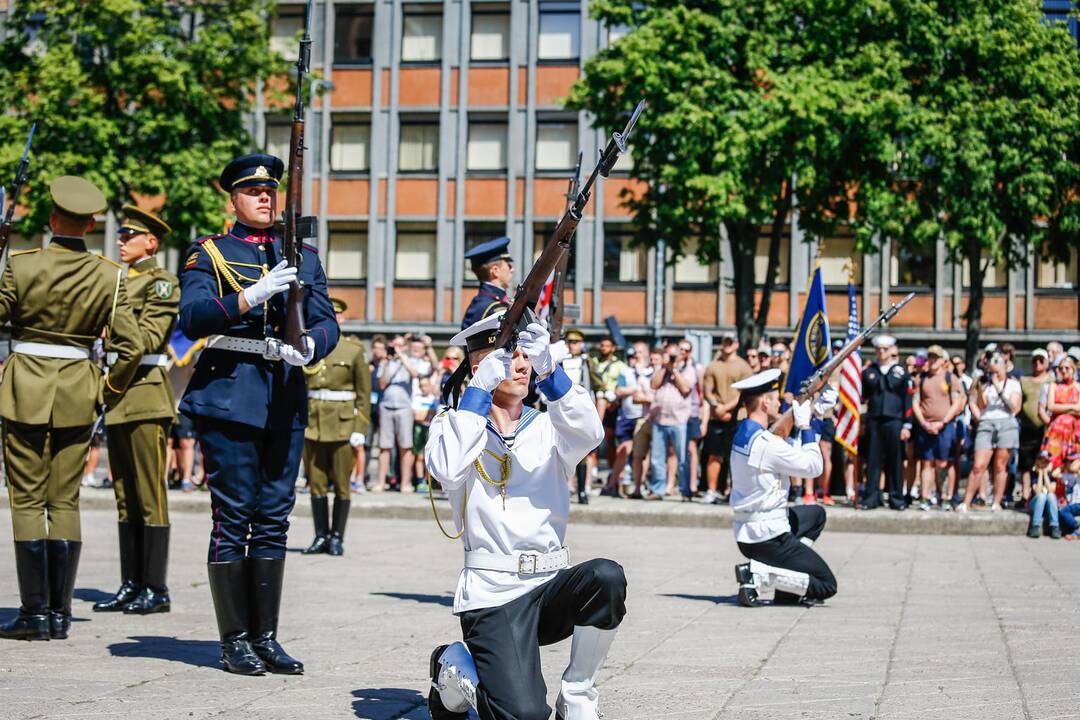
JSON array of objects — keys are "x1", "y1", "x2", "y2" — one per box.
[
  {"x1": 547, "y1": 150, "x2": 583, "y2": 343},
  {"x1": 770, "y1": 292, "x2": 916, "y2": 437},
  {"x1": 493, "y1": 100, "x2": 645, "y2": 350},
  {"x1": 0, "y1": 123, "x2": 36, "y2": 263},
  {"x1": 282, "y1": 0, "x2": 317, "y2": 354}
]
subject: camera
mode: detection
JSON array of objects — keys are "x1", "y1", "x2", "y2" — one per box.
[{"x1": 387, "y1": 345, "x2": 396, "y2": 357}]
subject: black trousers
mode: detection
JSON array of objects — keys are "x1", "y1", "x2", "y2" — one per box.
[
  {"x1": 459, "y1": 558, "x2": 627, "y2": 720},
  {"x1": 705, "y1": 418, "x2": 739, "y2": 490},
  {"x1": 862, "y1": 417, "x2": 905, "y2": 509},
  {"x1": 737, "y1": 506, "x2": 837, "y2": 601}
]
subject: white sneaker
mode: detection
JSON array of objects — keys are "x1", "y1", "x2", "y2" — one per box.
[{"x1": 956, "y1": 502, "x2": 968, "y2": 514}]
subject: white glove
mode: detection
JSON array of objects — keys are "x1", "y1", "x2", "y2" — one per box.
[
  {"x1": 792, "y1": 399, "x2": 813, "y2": 429},
  {"x1": 549, "y1": 340, "x2": 569, "y2": 367},
  {"x1": 468, "y1": 349, "x2": 511, "y2": 393},
  {"x1": 243, "y1": 260, "x2": 297, "y2": 307},
  {"x1": 813, "y1": 386, "x2": 839, "y2": 416},
  {"x1": 349, "y1": 432, "x2": 365, "y2": 448},
  {"x1": 280, "y1": 336, "x2": 315, "y2": 366},
  {"x1": 517, "y1": 322, "x2": 556, "y2": 377}
]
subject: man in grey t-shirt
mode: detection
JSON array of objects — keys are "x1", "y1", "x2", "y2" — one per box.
[{"x1": 377, "y1": 336, "x2": 419, "y2": 492}]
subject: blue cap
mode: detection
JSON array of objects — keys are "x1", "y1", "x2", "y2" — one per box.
[
  {"x1": 220, "y1": 153, "x2": 284, "y2": 192},
  {"x1": 465, "y1": 236, "x2": 512, "y2": 266}
]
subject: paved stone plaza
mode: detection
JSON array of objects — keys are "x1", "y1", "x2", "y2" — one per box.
[{"x1": 0, "y1": 508, "x2": 1077, "y2": 720}]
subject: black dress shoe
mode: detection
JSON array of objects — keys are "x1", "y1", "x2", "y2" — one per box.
[
  {"x1": 1, "y1": 612, "x2": 50, "y2": 641},
  {"x1": 96, "y1": 523, "x2": 142, "y2": 611},
  {"x1": 123, "y1": 587, "x2": 171, "y2": 614},
  {"x1": 249, "y1": 558, "x2": 304, "y2": 675},
  {"x1": 303, "y1": 497, "x2": 331, "y2": 555},
  {"x1": 302, "y1": 535, "x2": 329, "y2": 554},
  {"x1": 251, "y1": 636, "x2": 304, "y2": 675},
  {"x1": 222, "y1": 639, "x2": 267, "y2": 675},
  {"x1": 1, "y1": 540, "x2": 51, "y2": 641},
  {"x1": 738, "y1": 586, "x2": 765, "y2": 607},
  {"x1": 327, "y1": 534, "x2": 344, "y2": 557},
  {"x1": 46, "y1": 540, "x2": 81, "y2": 640},
  {"x1": 95, "y1": 580, "x2": 142, "y2": 612}
]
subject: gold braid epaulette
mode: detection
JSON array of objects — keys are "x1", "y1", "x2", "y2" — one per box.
[{"x1": 201, "y1": 239, "x2": 264, "y2": 296}]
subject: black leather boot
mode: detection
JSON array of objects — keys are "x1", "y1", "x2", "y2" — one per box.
[
  {"x1": 0, "y1": 540, "x2": 50, "y2": 641},
  {"x1": 302, "y1": 496, "x2": 330, "y2": 555},
  {"x1": 249, "y1": 558, "x2": 303, "y2": 674},
  {"x1": 738, "y1": 585, "x2": 765, "y2": 608},
  {"x1": 208, "y1": 560, "x2": 265, "y2": 675},
  {"x1": 124, "y1": 525, "x2": 171, "y2": 614},
  {"x1": 328, "y1": 497, "x2": 350, "y2": 557},
  {"x1": 46, "y1": 539, "x2": 82, "y2": 640},
  {"x1": 94, "y1": 522, "x2": 142, "y2": 612}
]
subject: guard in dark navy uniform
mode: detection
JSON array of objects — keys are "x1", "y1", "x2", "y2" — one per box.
[
  {"x1": 859, "y1": 335, "x2": 912, "y2": 510},
  {"x1": 178, "y1": 153, "x2": 339, "y2": 676},
  {"x1": 462, "y1": 236, "x2": 513, "y2": 329}
]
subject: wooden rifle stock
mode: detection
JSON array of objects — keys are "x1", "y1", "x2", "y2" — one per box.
[
  {"x1": 282, "y1": 0, "x2": 314, "y2": 354},
  {"x1": 548, "y1": 151, "x2": 583, "y2": 343}
]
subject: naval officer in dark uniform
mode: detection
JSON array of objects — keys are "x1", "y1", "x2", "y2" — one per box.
[
  {"x1": 178, "y1": 153, "x2": 339, "y2": 675},
  {"x1": 859, "y1": 335, "x2": 912, "y2": 510},
  {"x1": 462, "y1": 236, "x2": 513, "y2": 329}
]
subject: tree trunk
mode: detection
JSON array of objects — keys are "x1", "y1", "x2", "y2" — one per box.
[
  {"x1": 964, "y1": 237, "x2": 984, "y2": 368},
  {"x1": 728, "y1": 219, "x2": 759, "y2": 350},
  {"x1": 753, "y1": 182, "x2": 791, "y2": 344}
]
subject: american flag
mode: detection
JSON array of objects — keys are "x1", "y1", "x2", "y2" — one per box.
[{"x1": 835, "y1": 282, "x2": 862, "y2": 455}]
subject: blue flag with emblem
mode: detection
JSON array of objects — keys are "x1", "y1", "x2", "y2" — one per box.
[
  {"x1": 167, "y1": 328, "x2": 204, "y2": 367},
  {"x1": 784, "y1": 267, "x2": 831, "y2": 395}
]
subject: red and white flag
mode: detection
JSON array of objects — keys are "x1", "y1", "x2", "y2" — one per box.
[
  {"x1": 835, "y1": 282, "x2": 862, "y2": 456},
  {"x1": 536, "y1": 269, "x2": 556, "y2": 325}
]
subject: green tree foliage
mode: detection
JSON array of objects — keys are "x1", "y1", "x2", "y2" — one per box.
[
  {"x1": 850, "y1": 0, "x2": 1080, "y2": 363},
  {"x1": 569, "y1": 0, "x2": 907, "y2": 346},
  {"x1": 0, "y1": 0, "x2": 289, "y2": 247}
]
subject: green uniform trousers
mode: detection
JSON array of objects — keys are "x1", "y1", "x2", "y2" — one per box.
[
  {"x1": 303, "y1": 440, "x2": 354, "y2": 498},
  {"x1": 3, "y1": 420, "x2": 93, "y2": 541},
  {"x1": 106, "y1": 419, "x2": 170, "y2": 526}
]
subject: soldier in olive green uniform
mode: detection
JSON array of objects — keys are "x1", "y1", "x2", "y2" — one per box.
[
  {"x1": 0, "y1": 177, "x2": 142, "y2": 641},
  {"x1": 95, "y1": 205, "x2": 179, "y2": 615},
  {"x1": 301, "y1": 298, "x2": 370, "y2": 557}
]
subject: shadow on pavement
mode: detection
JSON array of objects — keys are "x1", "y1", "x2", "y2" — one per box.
[
  {"x1": 351, "y1": 688, "x2": 431, "y2": 720},
  {"x1": 74, "y1": 588, "x2": 114, "y2": 604},
  {"x1": 660, "y1": 593, "x2": 740, "y2": 605},
  {"x1": 108, "y1": 635, "x2": 221, "y2": 669},
  {"x1": 371, "y1": 592, "x2": 454, "y2": 607}
]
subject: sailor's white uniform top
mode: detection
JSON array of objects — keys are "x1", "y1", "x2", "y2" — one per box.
[
  {"x1": 729, "y1": 419, "x2": 824, "y2": 544},
  {"x1": 426, "y1": 366, "x2": 604, "y2": 614}
]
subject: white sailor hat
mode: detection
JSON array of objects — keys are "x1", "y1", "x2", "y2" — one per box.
[
  {"x1": 449, "y1": 310, "x2": 507, "y2": 353},
  {"x1": 873, "y1": 334, "x2": 896, "y2": 349},
  {"x1": 731, "y1": 368, "x2": 783, "y2": 396}
]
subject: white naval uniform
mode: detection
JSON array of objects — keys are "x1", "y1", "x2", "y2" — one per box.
[{"x1": 426, "y1": 366, "x2": 604, "y2": 614}]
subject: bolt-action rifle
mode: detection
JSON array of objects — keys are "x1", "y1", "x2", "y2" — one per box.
[{"x1": 0, "y1": 123, "x2": 36, "y2": 264}]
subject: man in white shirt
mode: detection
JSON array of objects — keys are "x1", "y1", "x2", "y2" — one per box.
[
  {"x1": 729, "y1": 369, "x2": 839, "y2": 608},
  {"x1": 425, "y1": 312, "x2": 622, "y2": 720}
]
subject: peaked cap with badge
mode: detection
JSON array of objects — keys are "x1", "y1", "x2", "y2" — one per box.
[
  {"x1": 462, "y1": 236, "x2": 512, "y2": 329},
  {"x1": 220, "y1": 153, "x2": 284, "y2": 192},
  {"x1": 120, "y1": 204, "x2": 171, "y2": 239}
]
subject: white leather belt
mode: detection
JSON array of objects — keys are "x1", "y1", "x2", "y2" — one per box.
[
  {"x1": 106, "y1": 352, "x2": 169, "y2": 367},
  {"x1": 733, "y1": 508, "x2": 789, "y2": 523},
  {"x1": 464, "y1": 547, "x2": 570, "y2": 576},
  {"x1": 10, "y1": 340, "x2": 90, "y2": 360},
  {"x1": 205, "y1": 335, "x2": 283, "y2": 361},
  {"x1": 309, "y1": 389, "x2": 357, "y2": 401}
]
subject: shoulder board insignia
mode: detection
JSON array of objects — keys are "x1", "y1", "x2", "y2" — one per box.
[
  {"x1": 195, "y1": 233, "x2": 225, "y2": 246},
  {"x1": 10, "y1": 248, "x2": 39, "y2": 257},
  {"x1": 96, "y1": 255, "x2": 122, "y2": 268},
  {"x1": 153, "y1": 279, "x2": 174, "y2": 299}
]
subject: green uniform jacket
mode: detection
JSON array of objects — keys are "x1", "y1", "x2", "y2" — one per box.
[
  {"x1": 105, "y1": 256, "x2": 179, "y2": 425},
  {"x1": 0, "y1": 237, "x2": 142, "y2": 427},
  {"x1": 304, "y1": 335, "x2": 371, "y2": 443}
]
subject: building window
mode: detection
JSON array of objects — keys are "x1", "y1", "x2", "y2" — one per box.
[
  {"x1": 754, "y1": 233, "x2": 790, "y2": 287},
  {"x1": 402, "y1": 5, "x2": 442, "y2": 63},
  {"x1": 467, "y1": 121, "x2": 508, "y2": 172},
  {"x1": 674, "y1": 236, "x2": 718, "y2": 285},
  {"x1": 471, "y1": 6, "x2": 510, "y2": 61},
  {"x1": 464, "y1": 222, "x2": 508, "y2": 282},
  {"x1": 607, "y1": 23, "x2": 630, "y2": 45},
  {"x1": 535, "y1": 223, "x2": 575, "y2": 284},
  {"x1": 327, "y1": 224, "x2": 367, "y2": 281},
  {"x1": 818, "y1": 236, "x2": 862, "y2": 286},
  {"x1": 395, "y1": 225, "x2": 437, "y2": 282},
  {"x1": 331, "y1": 117, "x2": 370, "y2": 172},
  {"x1": 960, "y1": 257, "x2": 1007, "y2": 289},
  {"x1": 890, "y1": 240, "x2": 935, "y2": 288},
  {"x1": 399, "y1": 120, "x2": 439, "y2": 172},
  {"x1": 535, "y1": 121, "x2": 577, "y2": 171},
  {"x1": 270, "y1": 6, "x2": 305, "y2": 61},
  {"x1": 264, "y1": 119, "x2": 292, "y2": 162},
  {"x1": 334, "y1": 4, "x2": 374, "y2": 65},
  {"x1": 603, "y1": 227, "x2": 645, "y2": 284},
  {"x1": 538, "y1": 2, "x2": 580, "y2": 61},
  {"x1": 1036, "y1": 246, "x2": 1078, "y2": 290}
]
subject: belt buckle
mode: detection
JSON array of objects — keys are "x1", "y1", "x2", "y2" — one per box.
[
  {"x1": 263, "y1": 338, "x2": 282, "y2": 361},
  {"x1": 517, "y1": 554, "x2": 537, "y2": 575}
]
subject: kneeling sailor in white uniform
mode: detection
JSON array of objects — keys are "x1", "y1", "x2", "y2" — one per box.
[
  {"x1": 730, "y1": 368, "x2": 839, "y2": 608},
  {"x1": 425, "y1": 311, "x2": 624, "y2": 720}
]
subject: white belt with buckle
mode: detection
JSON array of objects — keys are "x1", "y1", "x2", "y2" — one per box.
[
  {"x1": 463, "y1": 547, "x2": 570, "y2": 576},
  {"x1": 10, "y1": 340, "x2": 91, "y2": 360},
  {"x1": 308, "y1": 389, "x2": 357, "y2": 401},
  {"x1": 106, "y1": 352, "x2": 169, "y2": 367},
  {"x1": 205, "y1": 335, "x2": 283, "y2": 361}
]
